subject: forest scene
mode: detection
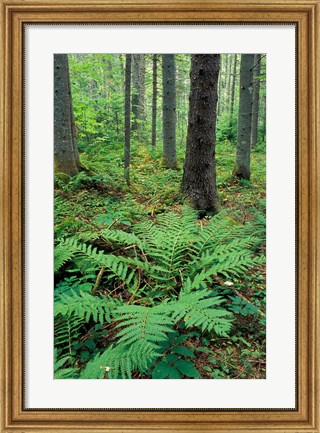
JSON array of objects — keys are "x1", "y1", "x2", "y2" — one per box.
[{"x1": 54, "y1": 53, "x2": 266, "y2": 380}]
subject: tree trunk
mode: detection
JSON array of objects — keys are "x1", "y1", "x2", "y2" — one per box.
[
  {"x1": 131, "y1": 54, "x2": 145, "y2": 137},
  {"x1": 162, "y1": 54, "x2": 177, "y2": 169},
  {"x1": 227, "y1": 53, "x2": 233, "y2": 114},
  {"x1": 181, "y1": 54, "x2": 220, "y2": 216},
  {"x1": 54, "y1": 54, "x2": 80, "y2": 176},
  {"x1": 233, "y1": 54, "x2": 255, "y2": 180},
  {"x1": 261, "y1": 92, "x2": 266, "y2": 143},
  {"x1": 124, "y1": 54, "x2": 131, "y2": 185},
  {"x1": 151, "y1": 54, "x2": 157, "y2": 148},
  {"x1": 217, "y1": 71, "x2": 222, "y2": 117},
  {"x1": 224, "y1": 54, "x2": 230, "y2": 113},
  {"x1": 251, "y1": 54, "x2": 261, "y2": 148},
  {"x1": 229, "y1": 54, "x2": 238, "y2": 125}
]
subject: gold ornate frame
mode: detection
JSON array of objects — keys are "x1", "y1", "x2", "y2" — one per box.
[{"x1": 1, "y1": 1, "x2": 319, "y2": 432}]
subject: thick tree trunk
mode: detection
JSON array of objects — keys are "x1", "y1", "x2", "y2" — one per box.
[
  {"x1": 131, "y1": 54, "x2": 146, "y2": 137},
  {"x1": 251, "y1": 54, "x2": 261, "y2": 148},
  {"x1": 124, "y1": 54, "x2": 131, "y2": 185},
  {"x1": 233, "y1": 54, "x2": 255, "y2": 180},
  {"x1": 162, "y1": 54, "x2": 177, "y2": 169},
  {"x1": 151, "y1": 54, "x2": 157, "y2": 148},
  {"x1": 54, "y1": 54, "x2": 80, "y2": 176},
  {"x1": 181, "y1": 54, "x2": 220, "y2": 216},
  {"x1": 229, "y1": 54, "x2": 238, "y2": 125}
]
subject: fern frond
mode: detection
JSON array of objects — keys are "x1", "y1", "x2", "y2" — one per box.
[
  {"x1": 101, "y1": 229, "x2": 144, "y2": 250},
  {"x1": 58, "y1": 238, "x2": 137, "y2": 288},
  {"x1": 202, "y1": 251, "x2": 265, "y2": 279},
  {"x1": 134, "y1": 212, "x2": 197, "y2": 281},
  {"x1": 54, "y1": 242, "x2": 76, "y2": 273},
  {"x1": 113, "y1": 305, "x2": 174, "y2": 347},
  {"x1": 54, "y1": 349, "x2": 79, "y2": 379},
  {"x1": 54, "y1": 314, "x2": 84, "y2": 354},
  {"x1": 80, "y1": 340, "x2": 160, "y2": 379},
  {"x1": 165, "y1": 290, "x2": 233, "y2": 337}
]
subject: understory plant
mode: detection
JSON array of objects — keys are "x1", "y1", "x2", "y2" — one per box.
[{"x1": 54, "y1": 208, "x2": 265, "y2": 379}]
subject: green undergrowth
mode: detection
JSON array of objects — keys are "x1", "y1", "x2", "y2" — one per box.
[{"x1": 54, "y1": 139, "x2": 266, "y2": 379}]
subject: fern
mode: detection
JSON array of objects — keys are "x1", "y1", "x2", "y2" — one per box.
[
  {"x1": 54, "y1": 314, "x2": 84, "y2": 355},
  {"x1": 55, "y1": 290, "x2": 113, "y2": 325},
  {"x1": 80, "y1": 340, "x2": 159, "y2": 379},
  {"x1": 113, "y1": 305, "x2": 174, "y2": 347},
  {"x1": 133, "y1": 211, "x2": 198, "y2": 282},
  {"x1": 101, "y1": 229, "x2": 144, "y2": 250},
  {"x1": 165, "y1": 289, "x2": 233, "y2": 337},
  {"x1": 56, "y1": 238, "x2": 137, "y2": 289},
  {"x1": 54, "y1": 242, "x2": 76, "y2": 273},
  {"x1": 54, "y1": 349, "x2": 78, "y2": 379},
  {"x1": 54, "y1": 209, "x2": 265, "y2": 379}
]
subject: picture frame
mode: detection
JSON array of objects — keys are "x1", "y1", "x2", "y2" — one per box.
[{"x1": 0, "y1": 0, "x2": 319, "y2": 432}]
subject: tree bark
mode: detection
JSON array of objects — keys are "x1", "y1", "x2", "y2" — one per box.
[
  {"x1": 217, "y1": 69, "x2": 222, "y2": 117},
  {"x1": 229, "y1": 54, "x2": 238, "y2": 126},
  {"x1": 251, "y1": 54, "x2": 261, "y2": 148},
  {"x1": 151, "y1": 54, "x2": 157, "y2": 148},
  {"x1": 162, "y1": 54, "x2": 177, "y2": 169},
  {"x1": 131, "y1": 54, "x2": 146, "y2": 137},
  {"x1": 233, "y1": 54, "x2": 255, "y2": 180},
  {"x1": 181, "y1": 54, "x2": 220, "y2": 216},
  {"x1": 124, "y1": 54, "x2": 131, "y2": 185},
  {"x1": 227, "y1": 54, "x2": 232, "y2": 114},
  {"x1": 54, "y1": 54, "x2": 80, "y2": 176},
  {"x1": 224, "y1": 54, "x2": 229, "y2": 113}
]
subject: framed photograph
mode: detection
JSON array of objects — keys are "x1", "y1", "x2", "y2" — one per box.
[{"x1": 1, "y1": 0, "x2": 319, "y2": 432}]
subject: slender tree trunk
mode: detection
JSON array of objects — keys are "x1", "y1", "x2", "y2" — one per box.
[
  {"x1": 162, "y1": 54, "x2": 177, "y2": 169},
  {"x1": 251, "y1": 54, "x2": 261, "y2": 148},
  {"x1": 261, "y1": 92, "x2": 266, "y2": 142},
  {"x1": 229, "y1": 54, "x2": 238, "y2": 126},
  {"x1": 131, "y1": 54, "x2": 146, "y2": 138},
  {"x1": 181, "y1": 54, "x2": 220, "y2": 216},
  {"x1": 151, "y1": 54, "x2": 157, "y2": 148},
  {"x1": 54, "y1": 54, "x2": 80, "y2": 176},
  {"x1": 222, "y1": 54, "x2": 229, "y2": 113},
  {"x1": 233, "y1": 54, "x2": 255, "y2": 180},
  {"x1": 227, "y1": 54, "x2": 232, "y2": 114},
  {"x1": 124, "y1": 54, "x2": 131, "y2": 185}
]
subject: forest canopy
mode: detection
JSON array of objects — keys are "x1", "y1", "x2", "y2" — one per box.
[{"x1": 54, "y1": 53, "x2": 266, "y2": 379}]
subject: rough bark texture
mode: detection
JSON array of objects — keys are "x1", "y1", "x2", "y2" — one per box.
[
  {"x1": 261, "y1": 92, "x2": 266, "y2": 142},
  {"x1": 54, "y1": 54, "x2": 80, "y2": 176},
  {"x1": 151, "y1": 54, "x2": 157, "y2": 148},
  {"x1": 124, "y1": 54, "x2": 131, "y2": 185},
  {"x1": 251, "y1": 54, "x2": 261, "y2": 148},
  {"x1": 181, "y1": 54, "x2": 220, "y2": 216},
  {"x1": 233, "y1": 54, "x2": 255, "y2": 180},
  {"x1": 132, "y1": 54, "x2": 146, "y2": 135},
  {"x1": 227, "y1": 54, "x2": 232, "y2": 112},
  {"x1": 162, "y1": 54, "x2": 177, "y2": 169},
  {"x1": 224, "y1": 54, "x2": 229, "y2": 112},
  {"x1": 217, "y1": 70, "x2": 222, "y2": 117},
  {"x1": 229, "y1": 54, "x2": 238, "y2": 125}
]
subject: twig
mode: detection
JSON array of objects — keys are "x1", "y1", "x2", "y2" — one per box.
[
  {"x1": 106, "y1": 217, "x2": 120, "y2": 230},
  {"x1": 92, "y1": 267, "x2": 105, "y2": 294},
  {"x1": 127, "y1": 270, "x2": 141, "y2": 304}
]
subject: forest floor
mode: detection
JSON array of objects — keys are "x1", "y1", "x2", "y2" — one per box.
[{"x1": 54, "y1": 140, "x2": 266, "y2": 379}]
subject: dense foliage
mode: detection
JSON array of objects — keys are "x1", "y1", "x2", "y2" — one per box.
[{"x1": 54, "y1": 54, "x2": 266, "y2": 379}]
